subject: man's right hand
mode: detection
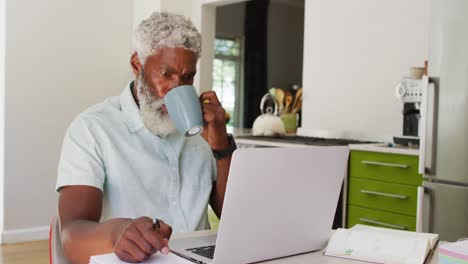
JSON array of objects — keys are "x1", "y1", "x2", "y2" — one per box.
[
  {"x1": 59, "y1": 186, "x2": 174, "y2": 264},
  {"x1": 113, "y1": 217, "x2": 173, "y2": 263}
]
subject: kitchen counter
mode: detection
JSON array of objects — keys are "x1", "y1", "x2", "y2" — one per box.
[
  {"x1": 349, "y1": 143, "x2": 419, "y2": 156},
  {"x1": 233, "y1": 129, "x2": 373, "y2": 147},
  {"x1": 235, "y1": 137, "x2": 309, "y2": 148},
  {"x1": 232, "y1": 129, "x2": 419, "y2": 155}
]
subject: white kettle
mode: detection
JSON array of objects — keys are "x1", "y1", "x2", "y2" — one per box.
[{"x1": 252, "y1": 93, "x2": 286, "y2": 137}]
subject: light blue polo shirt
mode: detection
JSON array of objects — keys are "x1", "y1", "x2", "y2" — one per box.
[{"x1": 56, "y1": 82, "x2": 216, "y2": 233}]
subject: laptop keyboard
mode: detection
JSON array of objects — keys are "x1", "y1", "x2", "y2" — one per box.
[{"x1": 186, "y1": 245, "x2": 216, "y2": 259}]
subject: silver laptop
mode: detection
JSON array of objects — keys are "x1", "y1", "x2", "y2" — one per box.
[{"x1": 171, "y1": 146, "x2": 349, "y2": 264}]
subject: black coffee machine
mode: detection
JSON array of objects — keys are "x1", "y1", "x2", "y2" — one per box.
[
  {"x1": 394, "y1": 77, "x2": 426, "y2": 146},
  {"x1": 403, "y1": 103, "x2": 420, "y2": 137}
]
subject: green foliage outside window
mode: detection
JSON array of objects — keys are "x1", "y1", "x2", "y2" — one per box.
[{"x1": 212, "y1": 37, "x2": 241, "y2": 128}]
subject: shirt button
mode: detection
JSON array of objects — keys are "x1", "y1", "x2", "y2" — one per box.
[{"x1": 172, "y1": 167, "x2": 177, "y2": 172}]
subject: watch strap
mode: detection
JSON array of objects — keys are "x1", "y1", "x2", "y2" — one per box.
[{"x1": 212, "y1": 134, "x2": 237, "y2": 160}]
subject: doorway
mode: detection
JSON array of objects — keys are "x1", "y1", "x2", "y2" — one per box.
[{"x1": 194, "y1": 0, "x2": 305, "y2": 129}]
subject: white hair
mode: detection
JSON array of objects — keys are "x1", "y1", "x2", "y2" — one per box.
[{"x1": 133, "y1": 11, "x2": 202, "y2": 63}]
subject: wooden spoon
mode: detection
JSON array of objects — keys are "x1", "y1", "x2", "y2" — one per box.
[
  {"x1": 284, "y1": 92, "x2": 293, "y2": 113},
  {"x1": 269, "y1": 88, "x2": 276, "y2": 96},
  {"x1": 291, "y1": 88, "x2": 302, "y2": 113},
  {"x1": 292, "y1": 94, "x2": 302, "y2": 113},
  {"x1": 275, "y1": 88, "x2": 285, "y2": 113}
]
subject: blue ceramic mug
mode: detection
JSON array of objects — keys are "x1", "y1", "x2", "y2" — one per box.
[{"x1": 163, "y1": 85, "x2": 203, "y2": 137}]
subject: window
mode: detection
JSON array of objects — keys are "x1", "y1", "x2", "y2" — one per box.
[{"x1": 212, "y1": 37, "x2": 242, "y2": 129}]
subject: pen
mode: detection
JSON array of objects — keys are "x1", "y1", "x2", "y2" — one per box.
[
  {"x1": 153, "y1": 218, "x2": 160, "y2": 230},
  {"x1": 153, "y1": 218, "x2": 170, "y2": 255}
]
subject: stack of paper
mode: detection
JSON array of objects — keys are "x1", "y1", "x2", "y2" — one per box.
[
  {"x1": 324, "y1": 224, "x2": 439, "y2": 264},
  {"x1": 439, "y1": 240, "x2": 468, "y2": 264},
  {"x1": 89, "y1": 252, "x2": 192, "y2": 264}
]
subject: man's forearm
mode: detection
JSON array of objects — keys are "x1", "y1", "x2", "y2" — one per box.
[
  {"x1": 61, "y1": 218, "x2": 131, "y2": 264},
  {"x1": 211, "y1": 156, "x2": 232, "y2": 218}
]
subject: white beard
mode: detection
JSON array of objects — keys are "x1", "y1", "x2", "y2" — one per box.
[{"x1": 136, "y1": 73, "x2": 177, "y2": 137}]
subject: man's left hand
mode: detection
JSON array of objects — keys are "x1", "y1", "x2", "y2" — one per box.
[{"x1": 199, "y1": 91, "x2": 229, "y2": 150}]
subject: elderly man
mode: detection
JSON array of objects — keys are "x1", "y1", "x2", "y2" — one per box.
[{"x1": 56, "y1": 12, "x2": 236, "y2": 263}]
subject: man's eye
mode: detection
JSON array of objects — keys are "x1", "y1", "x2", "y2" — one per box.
[
  {"x1": 160, "y1": 72, "x2": 169, "y2": 77},
  {"x1": 183, "y1": 74, "x2": 193, "y2": 80}
]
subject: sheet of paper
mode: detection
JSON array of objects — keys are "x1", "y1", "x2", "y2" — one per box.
[
  {"x1": 352, "y1": 224, "x2": 439, "y2": 248},
  {"x1": 325, "y1": 226, "x2": 434, "y2": 264},
  {"x1": 89, "y1": 252, "x2": 193, "y2": 264}
]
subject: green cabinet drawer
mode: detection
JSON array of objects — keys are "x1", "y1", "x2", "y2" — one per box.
[
  {"x1": 350, "y1": 150, "x2": 422, "y2": 185},
  {"x1": 348, "y1": 178, "x2": 418, "y2": 216},
  {"x1": 347, "y1": 205, "x2": 416, "y2": 231}
]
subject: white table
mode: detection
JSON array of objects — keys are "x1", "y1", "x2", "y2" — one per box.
[{"x1": 172, "y1": 230, "x2": 440, "y2": 264}]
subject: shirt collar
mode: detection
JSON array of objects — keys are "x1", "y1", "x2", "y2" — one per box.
[{"x1": 120, "y1": 81, "x2": 144, "y2": 133}]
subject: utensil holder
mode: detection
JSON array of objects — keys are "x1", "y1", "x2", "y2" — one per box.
[{"x1": 280, "y1": 113, "x2": 298, "y2": 133}]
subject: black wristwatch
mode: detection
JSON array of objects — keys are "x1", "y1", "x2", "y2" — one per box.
[{"x1": 212, "y1": 134, "x2": 237, "y2": 160}]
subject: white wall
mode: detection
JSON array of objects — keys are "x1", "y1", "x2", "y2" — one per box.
[
  {"x1": 162, "y1": 0, "x2": 192, "y2": 18},
  {"x1": 133, "y1": 0, "x2": 161, "y2": 28},
  {"x1": 133, "y1": 0, "x2": 191, "y2": 29},
  {"x1": 3, "y1": 0, "x2": 133, "y2": 243},
  {"x1": 299, "y1": 0, "x2": 429, "y2": 141}
]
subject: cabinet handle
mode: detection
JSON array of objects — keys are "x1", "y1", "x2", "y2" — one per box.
[
  {"x1": 362, "y1": 160, "x2": 409, "y2": 169},
  {"x1": 360, "y1": 189, "x2": 408, "y2": 200},
  {"x1": 359, "y1": 218, "x2": 407, "y2": 230}
]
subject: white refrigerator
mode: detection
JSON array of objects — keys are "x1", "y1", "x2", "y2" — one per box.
[{"x1": 418, "y1": 0, "x2": 468, "y2": 241}]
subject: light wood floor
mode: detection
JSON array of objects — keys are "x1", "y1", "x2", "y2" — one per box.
[{"x1": 0, "y1": 240, "x2": 49, "y2": 264}]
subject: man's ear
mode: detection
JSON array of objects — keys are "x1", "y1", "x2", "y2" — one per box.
[{"x1": 130, "y1": 52, "x2": 142, "y2": 76}]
